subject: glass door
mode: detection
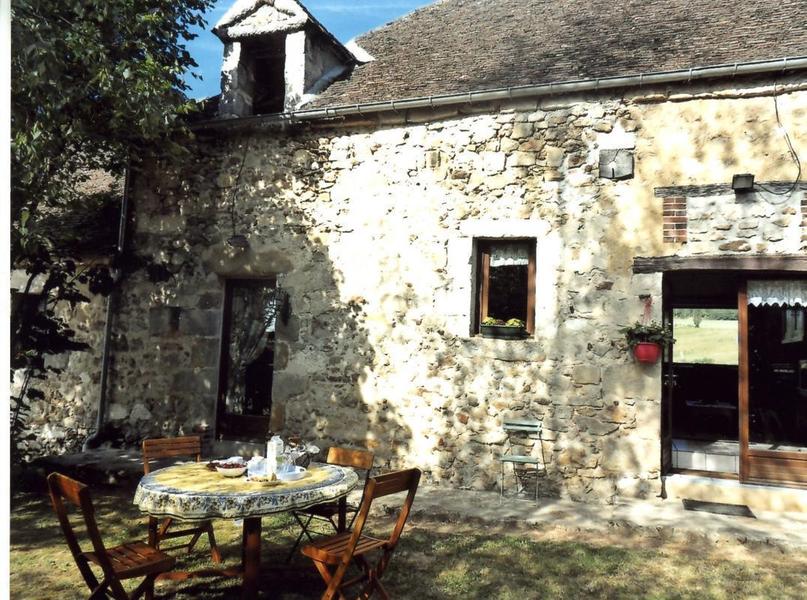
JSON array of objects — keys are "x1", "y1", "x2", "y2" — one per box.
[{"x1": 740, "y1": 280, "x2": 807, "y2": 485}]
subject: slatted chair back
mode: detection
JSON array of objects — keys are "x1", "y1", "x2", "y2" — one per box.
[
  {"x1": 500, "y1": 418, "x2": 544, "y2": 501},
  {"x1": 285, "y1": 447, "x2": 377, "y2": 561},
  {"x1": 328, "y1": 446, "x2": 375, "y2": 528},
  {"x1": 142, "y1": 435, "x2": 202, "y2": 474},
  {"x1": 326, "y1": 446, "x2": 374, "y2": 471},
  {"x1": 48, "y1": 472, "x2": 176, "y2": 600},
  {"x1": 47, "y1": 473, "x2": 119, "y2": 593},
  {"x1": 365, "y1": 468, "x2": 421, "y2": 549},
  {"x1": 141, "y1": 435, "x2": 222, "y2": 564},
  {"x1": 327, "y1": 446, "x2": 374, "y2": 506},
  {"x1": 503, "y1": 419, "x2": 542, "y2": 456},
  {"x1": 323, "y1": 468, "x2": 421, "y2": 599},
  {"x1": 503, "y1": 418, "x2": 541, "y2": 440}
]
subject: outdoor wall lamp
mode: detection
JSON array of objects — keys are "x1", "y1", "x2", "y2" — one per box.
[{"x1": 731, "y1": 173, "x2": 755, "y2": 191}]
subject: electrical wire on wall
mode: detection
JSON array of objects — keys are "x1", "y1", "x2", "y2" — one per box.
[
  {"x1": 756, "y1": 83, "x2": 803, "y2": 202},
  {"x1": 226, "y1": 142, "x2": 250, "y2": 248}
]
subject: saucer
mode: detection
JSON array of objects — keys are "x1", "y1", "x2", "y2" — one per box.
[{"x1": 276, "y1": 466, "x2": 307, "y2": 482}]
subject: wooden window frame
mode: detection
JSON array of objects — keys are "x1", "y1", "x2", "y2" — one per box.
[
  {"x1": 216, "y1": 278, "x2": 276, "y2": 442},
  {"x1": 475, "y1": 239, "x2": 536, "y2": 335}
]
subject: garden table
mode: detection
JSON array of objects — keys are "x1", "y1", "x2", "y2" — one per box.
[{"x1": 134, "y1": 461, "x2": 359, "y2": 599}]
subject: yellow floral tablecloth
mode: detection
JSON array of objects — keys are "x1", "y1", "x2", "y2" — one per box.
[{"x1": 133, "y1": 462, "x2": 358, "y2": 521}]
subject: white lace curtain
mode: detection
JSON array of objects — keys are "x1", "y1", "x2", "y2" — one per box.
[
  {"x1": 226, "y1": 286, "x2": 277, "y2": 415},
  {"x1": 747, "y1": 280, "x2": 807, "y2": 307},
  {"x1": 490, "y1": 242, "x2": 530, "y2": 267}
]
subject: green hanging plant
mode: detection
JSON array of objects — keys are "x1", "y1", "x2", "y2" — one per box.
[{"x1": 620, "y1": 321, "x2": 675, "y2": 348}]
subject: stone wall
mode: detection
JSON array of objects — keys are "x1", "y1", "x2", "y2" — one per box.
[
  {"x1": 32, "y1": 77, "x2": 807, "y2": 502},
  {"x1": 11, "y1": 273, "x2": 108, "y2": 460},
  {"x1": 655, "y1": 184, "x2": 806, "y2": 255}
]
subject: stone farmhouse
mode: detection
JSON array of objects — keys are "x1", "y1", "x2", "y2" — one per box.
[{"x1": 18, "y1": 0, "x2": 807, "y2": 506}]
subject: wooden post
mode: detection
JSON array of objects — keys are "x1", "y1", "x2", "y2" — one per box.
[
  {"x1": 738, "y1": 282, "x2": 749, "y2": 481},
  {"x1": 148, "y1": 516, "x2": 158, "y2": 548}
]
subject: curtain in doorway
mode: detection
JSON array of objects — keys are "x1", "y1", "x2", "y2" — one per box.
[{"x1": 226, "y1": 286, "x2": 277, "y2": 414}]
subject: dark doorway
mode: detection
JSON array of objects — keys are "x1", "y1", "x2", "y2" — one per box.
[
  {"x1": 666, "y1": 270, "x2": 741, "y2": 475},
  {"x1": 246, "y1": 35, "x2": 286, "y2": 114},
  {"x1": 217, "y1": 279, "x2": 277, "y2": 441}
]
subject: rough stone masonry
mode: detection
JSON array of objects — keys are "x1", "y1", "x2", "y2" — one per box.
[{"x1": 23, "y1": 77, "x2": 807, "y2": 503}]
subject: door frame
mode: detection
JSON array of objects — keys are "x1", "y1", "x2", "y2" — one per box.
[
  {"x1": 739, "y1": 279, "x2": 807, "y2": 486},
  {"x1": 661, "y1": 270, "x2": 807, "y2": 487},
  {"x1": 660, "y1": 279, "x2": 674, "y2": 480},
  {"x1": 216, "y1": 278, "x2": 276, "y2": 442}
]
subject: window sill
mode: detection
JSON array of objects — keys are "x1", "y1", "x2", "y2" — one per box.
[
  {"x1": 458, "y1": 336, "x2": 544, "y2": 362},
  {"x1": 471, "y1": 334, "x2": 537, "y2": 342},
  {"x1": 479, "y1": 325, "x2": 528, "y2": 340}
]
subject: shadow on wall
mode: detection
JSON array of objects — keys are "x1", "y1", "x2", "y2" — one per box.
[
  {"x1": 109, "y1": 129, "x2": 414, "y2": 469},
  {"x1": 11, "y1": 281, "x2": 109, "y2": 459},
  {"x1": 429, "y1": 158, "x2": 656, "y2": 502},
  {"x1": 20, "y1": 81, "x2": 803, "y2": 505},
  {"x1": 114, "y1": 85, "x2": 758, "y2": 500}
]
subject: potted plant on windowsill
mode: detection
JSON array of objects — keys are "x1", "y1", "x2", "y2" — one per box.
[
  {"x1": 620, "y1": 321, "x2": 674, "y2": 364},
  {"x1": 481, "y1": 317, "x2": 527, "y2": 340}
]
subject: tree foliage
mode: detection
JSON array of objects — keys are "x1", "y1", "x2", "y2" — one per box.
[
  {"x1": 12, "y1": 0, "x2": 212, "y2": 224},
  {"x1": 10, "y1": 0, "x2": 213, "y2": 457}
]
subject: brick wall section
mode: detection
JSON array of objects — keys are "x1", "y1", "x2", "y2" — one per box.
[{"x1": 662, "y1": 196, "x2": 687, "y2": 243}]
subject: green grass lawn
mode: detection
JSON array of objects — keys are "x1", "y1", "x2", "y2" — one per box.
[
  {"x1": 10, "y1": 482, "x2": 807, "y2": 599},
  {"x1": 673, "y1": 318, "x2": 739, "y2": 365}
]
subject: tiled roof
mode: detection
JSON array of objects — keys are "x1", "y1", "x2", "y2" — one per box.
[{"x1": 306, "y1": 0, "x2": 807, "y2": 109}]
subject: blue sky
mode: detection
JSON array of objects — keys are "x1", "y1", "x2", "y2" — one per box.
[{"x1": 184, "y1": 0, "x2": 433, "y2": 99}]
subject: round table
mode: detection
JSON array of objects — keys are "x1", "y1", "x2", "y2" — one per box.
[{"x1": 134, "y1": 462, "x2": 359, "y2": 599}]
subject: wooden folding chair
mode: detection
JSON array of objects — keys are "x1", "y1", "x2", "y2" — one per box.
[
  {"x1": 301, "y1": 468, "x2": 421, "y2": 600},
  {"x1": 142, "y1": 436, "x2": 221, "y2": 563},
  {"x1": 48, "y1": 472, "x2": 175, "y2": 600},
  {"x1": 287, "y1": 446, "x2": 375, "y2": 561}
]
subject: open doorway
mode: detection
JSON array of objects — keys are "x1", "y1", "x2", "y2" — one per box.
[
  {"x1": 665, "y1": 271, "x2": 742, "y2": 476},
  {"x1": 663, "y1": 272, "x2": 807, "y2": 485},
  {"x1": 670, "y1": 306, "x2": 740, "y2": 474},
  {"x1": 216, "y1": 279, "x2": 277, "y2": 441}
]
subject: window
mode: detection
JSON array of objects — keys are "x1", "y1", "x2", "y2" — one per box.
[
  {"x1": 217, "y1": 279, "x2": 278, "y2": 440},
  {"x1": 476, "y1": 239, "x2": 536, "y2": 334},
  {"x1": 245, "y1": 36, "x2": 286, "y2": 114}
]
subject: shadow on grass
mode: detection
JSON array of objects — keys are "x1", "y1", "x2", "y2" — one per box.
[{"x1": 11, "y1": 484, "x2": 807, "y2": 599}]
